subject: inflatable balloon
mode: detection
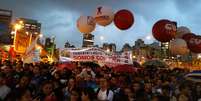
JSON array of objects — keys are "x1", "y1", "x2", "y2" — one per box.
[
  {"x1": 94, "y1": 6, "x2": 114, "y2": 26},
  {"x1": 187, "y1": 35, "x2": 201, "y2": 53},
  {"x1": 182, "y1": 33, "x2": 196, "y2": 42},
  {"x1": 176, "y1": 26, "x2": 191, "y2": 38},
  {"x1": 114, "y1": 9, "x2": 134, "y2": 30},
  {"x1": 152, "y1": 19, "x2": 177, "y2": 42},
  {"x1": 169, "y1": 38, "x2": 189, "y2": 55},
  {"x1": 77, "y1": 16, "x2": 96, "y2": 34}
]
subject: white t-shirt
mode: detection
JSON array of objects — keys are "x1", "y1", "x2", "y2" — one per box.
[{"x1": 97, "y1": 89, "x2": 114, "y2": 101}]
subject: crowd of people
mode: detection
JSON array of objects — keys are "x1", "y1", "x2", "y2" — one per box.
[{"x1": 0, "y1": 60, "x2": 200, "y2": 101}]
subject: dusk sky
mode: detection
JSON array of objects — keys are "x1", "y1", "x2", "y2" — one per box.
[{"x1": 1, "y1": 0, "x2": 201, "y2": 50}]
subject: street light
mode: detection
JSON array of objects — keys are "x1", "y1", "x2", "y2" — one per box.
[
  {"x1": 145, "y1": 36, "x2": 151, "y2": 40},
  {"x1": 100, "y1": 36, "x2": 104, "y2": 41},
  {"x1": 106, "y1": 48, "x2": 110, "y2": 53},
  {"x1": 36, "y1": 45, "x2": 42, "y2": 50},
  {"x1": 198, "y1": 54, "x2": 201, "y2": 59},
  {"x1": 39, "y1": 34, "x2": 43, "y2": 38},
  {"x1": 19, "y1": 20, "x2": 23, "y2": 24},
  {"x1": 25, "y1": 32, "x2": 29, "y2": 35},
  {"x1": 14, "y1": 24, "x2": 22, "y2": 30}
]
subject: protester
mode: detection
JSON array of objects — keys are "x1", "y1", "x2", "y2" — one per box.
[
  {"x1": 0, "y1": 60, "x2": 199, "y2": 101},
  {"x1": 96, "y1": 76, "x2": 114, "y2": 101},
  {"x1": 0, "y1": 73, "x2": 11, "y2": 101}
]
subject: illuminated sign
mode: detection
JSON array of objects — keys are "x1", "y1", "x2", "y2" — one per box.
[
  {"x1": 0, "y1": 10, "x2": 12, "y2": 16},
  {"x1": 192, "y1": 59, "x2": 201, "y2": 67}
]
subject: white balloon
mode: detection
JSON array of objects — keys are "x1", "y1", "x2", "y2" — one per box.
[
  {"x1": 170, "y1": 38, "x2": 189, "y2": 55},
  {"x1": 176, "y1": 26, "x2": 191, "y2": 38},
  {"x1": 77, "y1": 16, "x2": 96, "y2": 34},
  {"x1": 94, "y1": 6, "x2": 114, "y2": 26}
]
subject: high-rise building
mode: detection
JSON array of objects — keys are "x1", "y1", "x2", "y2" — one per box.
[
  {"x1": 45, "y1": 38, "x2": 52, "y2": 48},
  {"x1": 161, "y1": 42, "x2": 170, "y2": 59},
  {"x1": 82, "y1": 34, "x2": 94, "y2": 47},
  {"x1": 13, "y1": 18, "x2": 42, "y2": 53},
  {"x1": 45, "y1": 37, "x2": 56, "y2": 55},
  {"x1": 15, "y1": 18, "x2": 41, "y2": 39},
  {"x1": 0, "y1": 9, "x2": 12, "y2": 44}
]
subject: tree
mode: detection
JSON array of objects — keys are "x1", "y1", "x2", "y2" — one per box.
[
  {"x1": 64, "y1": 41, "x2": 75, "y2": 48},
  {"x1": 64, "y1": 41, "x2": 71, "y2": 48}
]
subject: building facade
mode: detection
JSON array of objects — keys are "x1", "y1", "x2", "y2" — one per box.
[
  {"x1": 161, "y1": 42, "x2": 170, "y2": 59},
  {"x1": 0, "y1": 9, "x2": 12, "y2": 44},
  {"x1": 45, "y1": 37, "x2": 55, "y2": 51},
  {"x1": 82, "y1": 34, "x2": 94, "y2": 47},
  {"x1": 102, "y1": 43, "x2": 116, "y2": 52},
  {"x1": 132, "y1": 39, "x2": 161, "y2": 61},
  {"x1": 134, "y1": 39, "x2": 145, "y2": 48},
  {"x1": 13, "y1": 18, "x2": 41, "y2": 53},
  {"x1": 122, "y1": 43, "x2": 132, "y2": 52},
  {"x1": 15, "y1": 18, "x2": 41, "y2": 39}
]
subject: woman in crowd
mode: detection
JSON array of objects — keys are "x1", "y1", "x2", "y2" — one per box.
[
  {"x1": 63, "y1": 77, "x2": 77, "y2": 101},
  {"x1": 38, "y1": 81, "x2": 57, "y2": 101}
]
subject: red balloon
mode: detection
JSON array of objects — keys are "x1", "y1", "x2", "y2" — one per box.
[
  {"x1": 186, "y1": 35, "x2": 201, "y2": 53},
  {"x1": 114, "y1": 9, "x2": 134, "y2": 30},
  {"x1": 152, "y1": 19, "x2": 177, "y2": 42},
  {"x1": 182, "y1": 33, "x2": 196, "y2": 42}
]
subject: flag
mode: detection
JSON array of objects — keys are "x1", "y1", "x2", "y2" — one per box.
[
  {"x1": 23, "y1": 36, "x2": 39, "y2": 60},
  {"x1": 24, "y1": 36, "x2": 39, "y2": 56}
]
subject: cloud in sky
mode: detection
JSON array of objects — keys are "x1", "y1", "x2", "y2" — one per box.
[{"x1": 0, "y1": 0, "x2": 201, "y2": 50}]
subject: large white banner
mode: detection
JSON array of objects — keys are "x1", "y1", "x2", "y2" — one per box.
[{"x1": 60, "y1": 47, "x2": 133, "y2": 65}]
